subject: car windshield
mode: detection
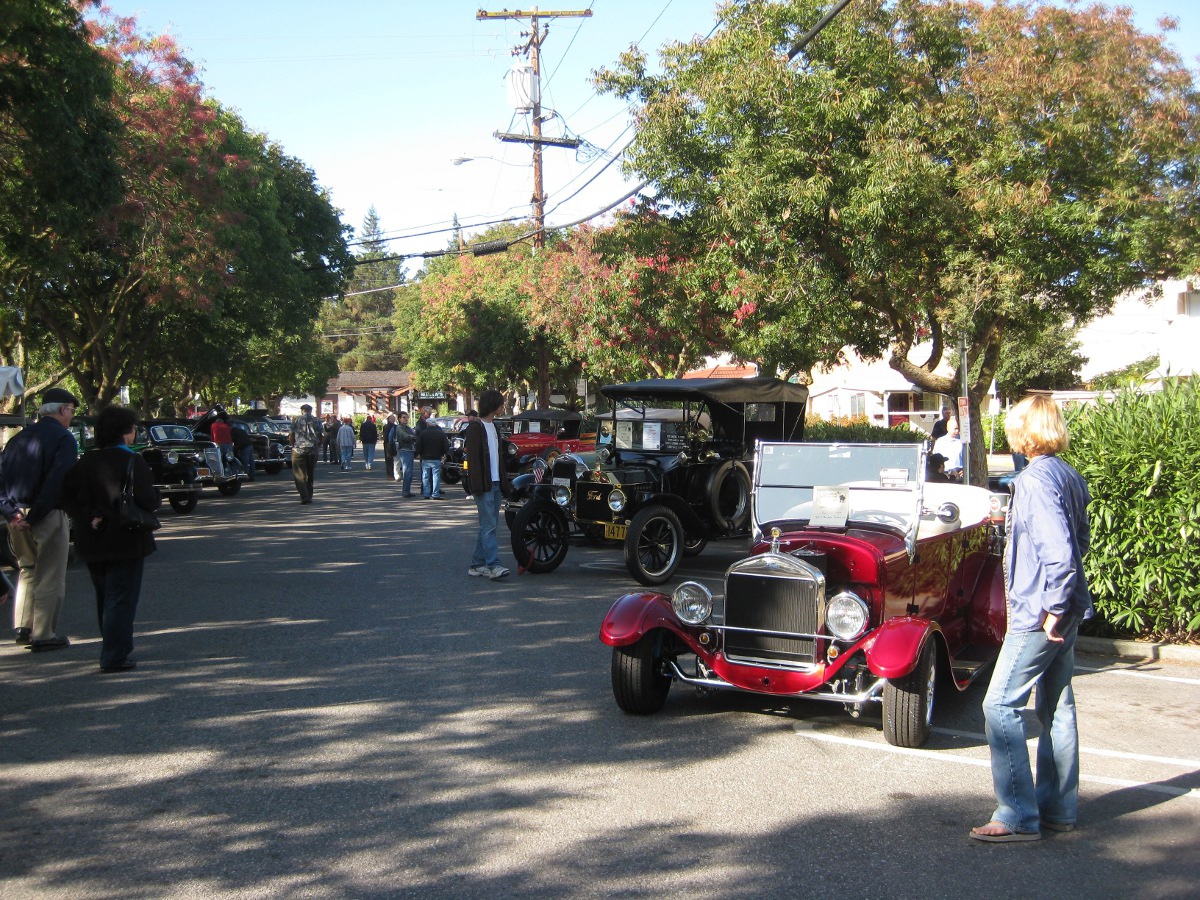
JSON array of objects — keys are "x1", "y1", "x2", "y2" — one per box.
[
  {"x1": 753, "y1": 442, "x2": 925, "y2": 541},
  {"x1": 150, "y1": 424, "x2": 195, "y2": 442}
]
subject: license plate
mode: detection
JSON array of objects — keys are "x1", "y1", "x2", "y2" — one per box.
[
  {"x1": 604, "y1": 523, "x2": 627, "y2": 540},
  {"x1": 197, "y1": 468, "x2": 211, "y2": 477}
]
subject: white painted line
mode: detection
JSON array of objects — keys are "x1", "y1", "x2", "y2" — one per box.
[
  {"x1": 1074, "y1": 664, "x2": 1200, "y2": 687},
  {"x1": 793, "y1": 725, "x2": 1200, "y2": 800},
  {"x1": 932, "y1": 727, "x2": 1200, "y2": 769}
]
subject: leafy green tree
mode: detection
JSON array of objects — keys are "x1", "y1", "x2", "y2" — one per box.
[
  {"x1": 597, "y1": 0, "x2": 1199, "y2": 483},
  {"x1": 0, "y1": 0, "x2": 121, "y2": 406},
  {"x1": 983, "y1": 318, "x2": 1087, "y2": 399},
  {"x1": 319, "y1": 205, "x2": 405, "y2": 371}
]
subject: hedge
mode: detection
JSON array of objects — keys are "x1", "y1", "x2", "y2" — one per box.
[
  {"x1": 804, "y1": 415, "x2": 928, "y2": 444},
  {"x1": 1063, "y1": 379, "x2": 1200, "y2": 641}
]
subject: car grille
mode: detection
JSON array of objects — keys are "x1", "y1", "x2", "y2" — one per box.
[
  {"x1": 204, "y1": 447, "x2": 222, "y2": 474},
  {"x1": 722, "y1": 571, "x2": 821, "y2": 667},
  {"x1": 575, "y1": 482, "x2": 614, "y2": 523}
]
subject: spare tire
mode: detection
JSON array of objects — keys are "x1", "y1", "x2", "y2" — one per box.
[{"x1": 705, "y1": 459, "x2": 751, "y2": 532}]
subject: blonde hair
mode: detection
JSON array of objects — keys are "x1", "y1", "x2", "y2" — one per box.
[{"x1": 1005, "y1": 395, "x2": 1069, "y2": 457}]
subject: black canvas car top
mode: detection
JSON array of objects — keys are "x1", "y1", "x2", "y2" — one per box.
[{"x1": 600, "y1": 377, "x2": 809, "y2": 406}]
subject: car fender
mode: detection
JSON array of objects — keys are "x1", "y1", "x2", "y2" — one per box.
[
  {"x1": 600, "y1": 591, "x2": 679, "y2": 647},
  {"x1": 509, "y1": 472, "x2": 553, "y2": 502},
  {"x1": 864, "y1": 617, "x2": 938, "y2": 680}
]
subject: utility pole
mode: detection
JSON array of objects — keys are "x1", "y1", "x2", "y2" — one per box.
[
  {"x1": 476, "y1": 7, "x2": 589, "y2": 249},
  {"x1": 476, "y1": 7, "x2": 590, "y2": 407}
]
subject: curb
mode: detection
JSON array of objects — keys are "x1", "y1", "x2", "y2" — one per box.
[{"x1": 1076, "y1": 635, "x2": 1200, "y2": 664}]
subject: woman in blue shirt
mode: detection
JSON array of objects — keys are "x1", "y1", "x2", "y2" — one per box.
[{"x1": 971, "y1": 395, "x2": 1092, "y2": 842}]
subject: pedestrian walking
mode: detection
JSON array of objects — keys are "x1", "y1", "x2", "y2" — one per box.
[
  {"x1": 464, "y1": 389, "x2": 511, "y2": 580},
  {"x1": 0, "y1": 387, "x2": 79, "y2": 649},
  {"x1": 322, "y1": 415, "x2": 338, "y2": 464},
  {"x1": 395, "y1": 411, "x2": 417, "y2": 495},
  {"x1": 59, "y1": 405, "x2": 160, "y2": 673},
  {"x1": 337, "y1": 418, "x2": 356, "y2": 470},
  {"x1": 289, "y1": 404, "x2": 323, "y2": 504},
  {"x1": 360, "y1": 415, "x2": 378, "y2": 470},
  {"x1": 415, "y1": 416, "x2": 448, "y2": 499},
  {"x1": 971, "y1": 395, "x2": 1092, "y2": 843}
]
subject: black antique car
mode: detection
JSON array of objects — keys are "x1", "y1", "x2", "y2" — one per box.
[
  {"x1": 507, "y1": 377, "x2": 809, "y2": 585},
  {"x1": 137, "y1": 421, "x2": 242, "y2": 512}
]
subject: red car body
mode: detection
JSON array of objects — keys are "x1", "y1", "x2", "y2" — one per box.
[
  {"x1": 599, "y1": 442, "x2": 1009, "y2": 747},
  {"x1": 507, "y1": 409, "x2": 589, "y2": 467}
]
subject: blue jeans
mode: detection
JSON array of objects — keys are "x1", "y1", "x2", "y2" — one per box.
[
  {"x1": 363, "y1": 444, "x2": 376, "y2": 468},
  {"x1": 398, "y1": 450, "x2": 415, "y2": 494},
  {"x1": 340, "y1": 446, "x2": 353, "y2": 469},
  {"x1": 471, "y1": 486, "x2": 502, "y2": 568},
  {"x1": 237, "y1": 445, "x2": 256, "y2": 481},
  {"x1": 421, "y1": 459, "x2": 442, "y2": 498},
  {"x1": 982, "y1": 617, "x2": 1082, "y2": 832}
]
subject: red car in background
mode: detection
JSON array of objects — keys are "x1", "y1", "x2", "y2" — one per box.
[{"x1": 506, "y1": 409, "x2": 589, "y2": 471}]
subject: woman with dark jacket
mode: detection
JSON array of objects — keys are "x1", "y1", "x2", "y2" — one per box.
[{"x1": 60, "y1": 405, "x2": 161, "y2": 673}]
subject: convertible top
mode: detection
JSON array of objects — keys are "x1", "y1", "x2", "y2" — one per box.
[
  {"x1": 601, "y1": 377, "x2": 809, "y2": 405},
  {"x1": 513, "y1": 408, "x2": 582, "y2": 422}
]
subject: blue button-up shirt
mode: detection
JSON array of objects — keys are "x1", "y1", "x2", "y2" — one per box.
[{"x1": 1004, "y1": 454, "x2": 1093, "y2": 633}]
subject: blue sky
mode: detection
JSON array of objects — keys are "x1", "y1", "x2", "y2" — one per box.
[{"x1": 115, "y1": 1, "x2": 1197, "y2": 273}]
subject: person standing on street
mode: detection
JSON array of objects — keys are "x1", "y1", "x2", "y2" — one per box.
[
  {"x1": 210, "y1": 412, "x2": 233, "y2": 463},
  {"x1": 230, "y1": 421, "x2": 256, "y2": 481},
  {"x1": 932, "y1": 417, "x2": 964, "y2": 482},
  {"x1": 336, "y1": 417, "x2": 356, "y2": 471},
  {"x1": 395, "y1": 411, "x2": 417, "y2": 496},
  {"x1": 322, "y1": 415, "x2": 338, "y2": 464},
  {"x1": 971, "y1": 395, "x2": 1092, "y2": 843},
  {"x1": 464, "y1": 390, "x2": 511, "y2": 579},
  {"x1": 60, "y1": 405, "x2": 160, "y2": 673},
  {"x1": 382, "y1": 414, "x2": 398, "y2": 481},
  {"x1": 289, "y1": 404, "x2": 323, "y2": 504},
  {"x1": 0, "y1": 387, "x2": 79, "y2": 649},
  {"x1": 415, "y1": 416, "x2": 448, "y2": 499},
  {"x1": 360, "y1": 415, "x2": 379, "y2": 471}
]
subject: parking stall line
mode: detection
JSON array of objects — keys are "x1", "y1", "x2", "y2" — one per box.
[
  {"x1": 931, "y1": 726, "x2": 1200, "y2": 769},
  {"x1": 792, "y1": 725, "x2": 1200, "y2": 800},
  {"x1": 1074, "y1": 664, "x2": 1200, "y2": 687}
]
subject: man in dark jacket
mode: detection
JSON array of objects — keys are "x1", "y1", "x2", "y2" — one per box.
[
  {"x1": 0, "y1": 388, "x2": 79, "y2": 648},
  {"x1": 464, "y1": 389, "x2": 512, "y2": 579},
  {"x1": 382, "y1": 414, "x2": 397, "y2": 481},
  {"x1": 414, "y1": 417, "x2": 449, "y2": 499},
  {"x1": 359, "y1": 415, "x2": 379, "y2": 471}
]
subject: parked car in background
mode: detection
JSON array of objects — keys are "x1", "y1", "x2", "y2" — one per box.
[
  {"x1": 135, "y1": 421, "x2": 219, "y2": 512},
  {"x1": 507, "y1": 377, "x2": 809, "y2": 585},
  {"x1": 506, "y1": 409, "x2": 589, "y2": 471},
  {"x1": 599, "y1": 441, "x2": 1010, "y2": 748}
]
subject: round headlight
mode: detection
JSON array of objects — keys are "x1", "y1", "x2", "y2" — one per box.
[
  {"x1": 166, "y1": 451, "x2": 179, "y2": 465},
  {"x1": 553, "y1": 485, "x2": 571, "y2": 506},
  {"x1": 608, "y1": 488, "x2": 626, "y2": 512},
  {"x1": 507, "y1": 443, "x2": 517, "y2": 456},
  {"x1": 826, "y1": 591, "x2": 870, "y2": 641},
  {"x1": 672, "y1": 581, "x2": 713, "y2": 625}
]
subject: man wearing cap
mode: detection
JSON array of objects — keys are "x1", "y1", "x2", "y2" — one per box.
[
  {"x1": 0, "y1": 388, "x2": 80, "y2": 649},
  {"x1": 289, "y1": 403, "x2": 323, "y2": 504}
]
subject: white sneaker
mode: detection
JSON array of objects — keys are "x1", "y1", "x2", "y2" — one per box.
[
  {"x1": 488, "y1": 565, "x2": 511, "y2": 580},
  {"x1": 467, "y1": 565, "x2": 489, "y2": 577}
]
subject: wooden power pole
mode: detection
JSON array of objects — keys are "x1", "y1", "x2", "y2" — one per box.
[{"x1": 476, "y1": 7, "x2": 590, "y2": 249}]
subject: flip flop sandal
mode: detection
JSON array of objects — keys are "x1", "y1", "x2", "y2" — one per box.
[{"x1": 970, "y1": 822, "x2": 1041, "y2": 842}]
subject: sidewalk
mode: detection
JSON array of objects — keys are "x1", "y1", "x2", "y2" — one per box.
[{"x1": 1076, "y1": 635, "x2": 1200, "y2": 664}]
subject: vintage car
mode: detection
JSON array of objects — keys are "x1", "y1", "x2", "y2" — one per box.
[
  {"x1": 506, "y1": 409, "x2": 589, "y2": 471},
  {"x1": 438, "y1": 416, "x2": 478, "y2": 485},
  {"x1": 599, "y1": 441, "x2": 1008, "y2": 748},
  {"x1": 137, "y1": 421, "x2": 244, "y2": 511},
  {"x1": 189, "y1": 406, "x2": 282, "y2": 477},
  {"x1": 507, "y1": 378, "x2": 809, "y2": 585}
]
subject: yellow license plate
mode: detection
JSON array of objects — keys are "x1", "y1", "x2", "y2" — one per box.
[{"x1": 604, "y1": 523, "x2": 627, "y2": 540}]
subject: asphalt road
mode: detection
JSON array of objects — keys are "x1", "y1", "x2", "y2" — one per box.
[{"x1": 2, "y1": 466, "x2": 1198, "y2": 899}]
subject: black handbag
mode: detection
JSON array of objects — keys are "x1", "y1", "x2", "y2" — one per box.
[{"x1": 117, "y1": 454, "x2": 161, "y2": 533}]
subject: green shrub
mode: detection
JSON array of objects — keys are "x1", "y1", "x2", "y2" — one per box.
[
  {"x1": 804, "y1": 416, "x2": 929, "y2": 444},
  {"x1": 981, "y1": 409, "x2": 1010, "y2": 453},
  {"x1": 1063, "y1": 380, "x2": 1200, "y2": 641}
]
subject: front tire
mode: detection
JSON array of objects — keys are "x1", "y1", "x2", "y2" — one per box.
[
  {"x1": 624, "y1": 505, "x2": 683, "y2": 586},
  {"x1": 883, "y1": 639, "x2": 937, "y2": 748},
  {"x1": 442, "y1": 467, "x2": 461, "y2": 484},
  {"x1": 611, "y1": 631, "x2": 672, "y2": 714},
  {"x1": 683, "y1": 534, "x2": 708, "y2": 557},
  {"x1": 510, "y1": 500, "x2": 569, "y2": 573},
  {"x1": 217, "y1": 481, "x2": 241, "y2": 496},
  {"x1": 169, "y1": 493, "x2": 198, "y2": 514},
  {"x1": 264, "y1": 461, "x2": 283, "y2": 475}
]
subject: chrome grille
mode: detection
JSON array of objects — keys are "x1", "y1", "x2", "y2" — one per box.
[
  {"x1": 204, "y1": 447, "x2": 222, "y2": 474},
  {"x1": 722, "y1": 570, "x2": 821, "y2": 667}
]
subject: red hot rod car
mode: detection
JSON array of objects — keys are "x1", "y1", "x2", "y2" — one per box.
[{"x1": 599, "y1": 441, "x2": 1009, "y2": 747}]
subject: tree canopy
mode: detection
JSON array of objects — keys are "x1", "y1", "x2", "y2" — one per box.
[{"x1": 596, "y1": 0, "x2": 1199, "y2": 481}]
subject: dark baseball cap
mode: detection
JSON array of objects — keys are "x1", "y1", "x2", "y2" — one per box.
[{"x1": 42, "y1": 388, "x2": 79, "y2": 406}]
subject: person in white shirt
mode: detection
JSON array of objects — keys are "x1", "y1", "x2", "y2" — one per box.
[
  {"x1": 932, "y1": 417, "x2": 964, "y2": 482},
  {"x1": 463, "y1": 390, "x2": 512, "y2": 580}
]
